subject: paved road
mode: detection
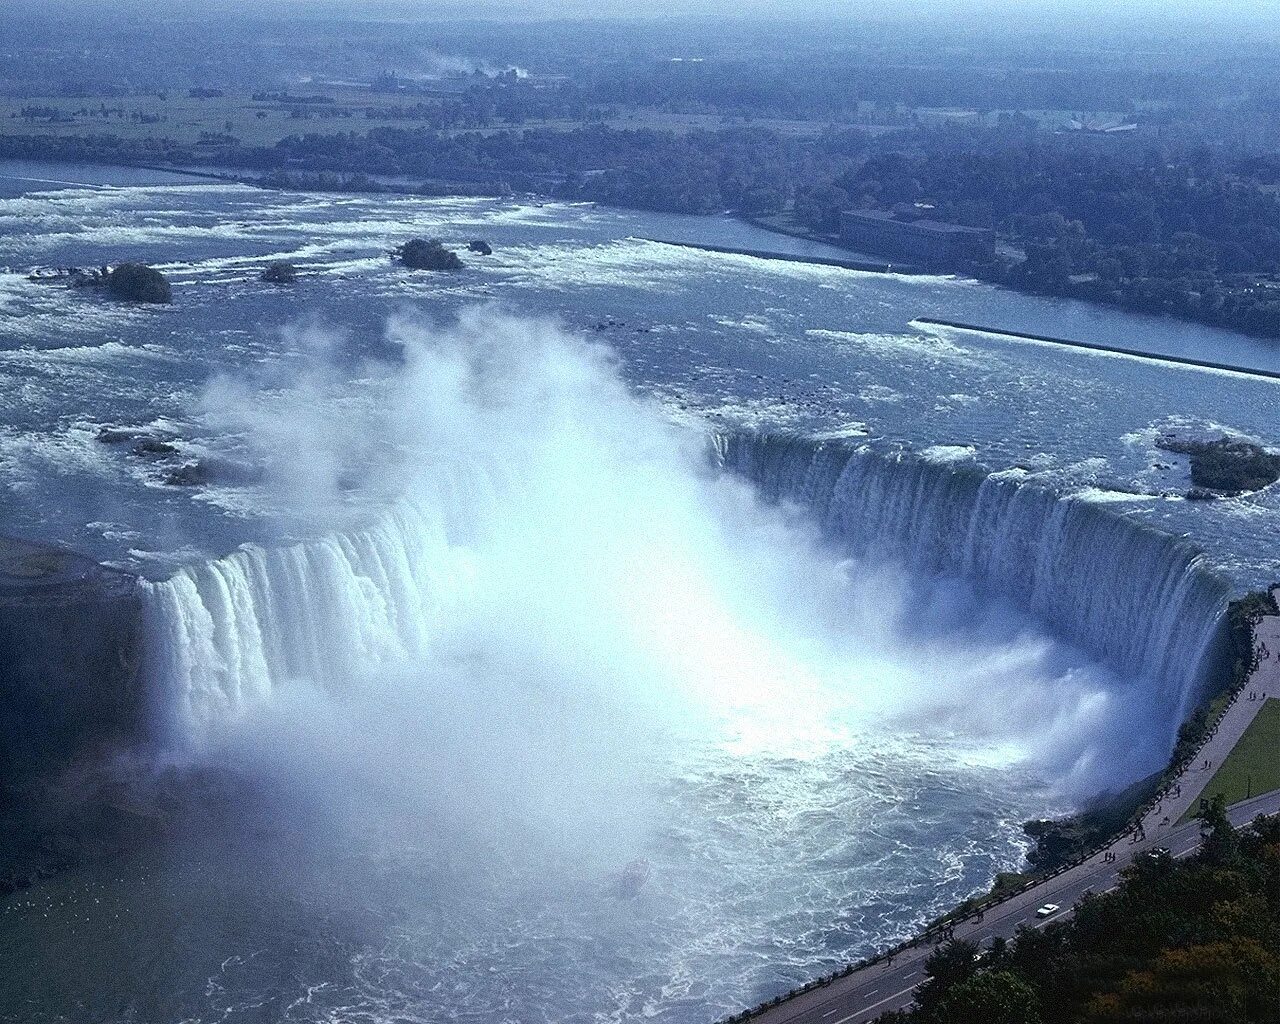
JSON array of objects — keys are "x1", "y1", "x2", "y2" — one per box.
[
  {"x1": 744, "y1": 614, "x2": 1280, "y2": 1024},
  {"x1": 749, "y1": 791, "x2": 1280, "y2": 1024}
]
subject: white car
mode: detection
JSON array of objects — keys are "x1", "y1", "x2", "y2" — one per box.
[{"x1": 1035, "y1": 903, "x2": 1060, "y2": 919}]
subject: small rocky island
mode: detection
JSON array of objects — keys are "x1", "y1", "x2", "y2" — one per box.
[
  {"x1": 260, "y1": 261, "x2": 298, "y2": 283},
  {"x1": 395, "y1": 237, "x2": 463, "y2": 271},
  {"x1": 104, "y1": 263, "x2": 172, "y2": 303},
  {"x1": 1157, "y1": 434, "x2": 1280, "y2": 496},
  {"x1": 28, "y1": 262, "x2": 171, "y2": 303},
  {"x1": 96, "y1": 426, "x2": 260, "y2": 488}
]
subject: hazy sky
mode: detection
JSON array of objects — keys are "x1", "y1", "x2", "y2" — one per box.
[
  {"x1": 14, "y1": 0, "x2": 1277, "y2": 23},
  {"x1": 400, "y1": 0, "x2": 1264, "y2": 21},
  {"x1": 511, "y1": 0, "x2": 1269, "y2": 16}
]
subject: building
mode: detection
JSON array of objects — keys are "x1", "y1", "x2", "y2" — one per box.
[{"x1": 839, "y1": 206, "x2": 996, "y2": 267}]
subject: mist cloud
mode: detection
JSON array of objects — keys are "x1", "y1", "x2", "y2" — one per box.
[{"x1": 157, "y1": 307, "x2": 1166, "y2": 839}]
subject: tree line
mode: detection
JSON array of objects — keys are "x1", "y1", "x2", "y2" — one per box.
[{"x1": 4, "y1": 118, "x2": 1280, "y2": 337}]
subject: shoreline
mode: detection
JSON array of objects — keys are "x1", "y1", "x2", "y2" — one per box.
[
  {"x1": 739, "y1": 211, "x2": 1280, "y2": 346},
  {"x1": 5, "y1": 153, "x2": 1280, "y2": 349},
  {"x1": 0, "y1": 155, "x2": 511, "y2": 198},
  {"x1": 0, "y1": 160, "x2": 235, "y2": 189}
]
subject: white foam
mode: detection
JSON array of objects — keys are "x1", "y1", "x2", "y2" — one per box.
[
  {"x1": 858, "y1": 383, "x2": 902, "y2": 404},
  {"x1": 1072, "y1": 486, "x2": 1159, "y2": 504},
  {"x1": 807, "y1": 327, "x2": 976, "y2": 364},
  {"x1": 921, "y1": 444, "x2": 977, "y2": 464}
]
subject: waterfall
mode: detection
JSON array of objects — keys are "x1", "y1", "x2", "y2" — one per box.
[
  {"x1": 141, "y1": 428, "x2": 1232, "y2": 752},
  {"x1": 141, "y1": 500, "x2": 472, "y2": 743},
  {"x1": 715, "y1": 432, "x2": 1232, "y2": 727}
]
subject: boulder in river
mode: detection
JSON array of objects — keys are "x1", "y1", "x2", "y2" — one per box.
[
  {"x1": 261, "y1": 262, "x2": 298, "y2": 283},
  {"x1": 1157, "y1": 434, "x2": 1280, "y2": 495},
  {"x1": 105, "y1": 263, "x2": 171, "y2": 304},
  {"x1": 395, "y1": 238, "x2": 463, "y2": 271}
]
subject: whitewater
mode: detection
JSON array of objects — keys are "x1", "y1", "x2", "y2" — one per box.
[{"x1": 0, "y1": 165, "x2": 1274, "y2": 1023}]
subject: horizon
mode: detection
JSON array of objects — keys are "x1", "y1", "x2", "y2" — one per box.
[{"x1": 2, "y1": 0, "x2": 1276, "y2": 26}]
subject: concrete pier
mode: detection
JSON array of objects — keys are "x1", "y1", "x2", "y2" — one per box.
[{"x1": 641, "y1": 237, "x2": 917, "y2": 274}]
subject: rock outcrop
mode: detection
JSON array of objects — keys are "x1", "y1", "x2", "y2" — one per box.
[
  {"x1": 261, "y1": 261, "x2": 298, "y2": 283},
  {"x1": 0, "y1": 538, "x2": 144, "y2": 776},
  {"x1": 105, "y1": 263, "x2": 172, "y2": 304},
  {"x1": 395, "y1": 237, "x2": 463, "y2": 271}
]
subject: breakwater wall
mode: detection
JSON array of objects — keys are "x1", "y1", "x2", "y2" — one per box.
[
  {"x1": 640, "y1": 237, "x2": 916, "y2": 274},
  {"x1": 916, "y1": 317, "x2": 1280, "y2": 381}
]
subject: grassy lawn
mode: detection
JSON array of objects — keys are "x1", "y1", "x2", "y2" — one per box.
[
  {"x1": 1, "y1": 89, "x2": 860, "y2": 152},
  {"x1": 1180, "y1": 697, "x2": 1280, "y2": 822},
  {"x1": 1, "y1": 90, "x2": 413, "y2": 146}
]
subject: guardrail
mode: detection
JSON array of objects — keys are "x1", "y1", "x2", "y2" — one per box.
[{"x1": 714, "y1": 591, "x2": 1278, "y2": 1024}]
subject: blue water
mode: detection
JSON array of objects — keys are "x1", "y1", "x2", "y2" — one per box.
[
  {"x1": 1, "y1": 167, "x2": 1276, "y2": 584},
  {"x1": 0, "y1": 161, "x2": 1275, "y2": 1024}
]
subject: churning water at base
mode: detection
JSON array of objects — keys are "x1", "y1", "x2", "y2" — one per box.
[{"x1": 0, "y1": 310, "x2": 1236, "y2": 1024}]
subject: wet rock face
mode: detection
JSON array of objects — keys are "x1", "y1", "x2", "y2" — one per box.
[{"x1": 0, "y1": 538, "x2": 145, "y2": 776}]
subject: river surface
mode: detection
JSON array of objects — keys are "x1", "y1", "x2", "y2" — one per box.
[{"x1": 0, "y1": 161, "x2": 1277, "y2": 1024}]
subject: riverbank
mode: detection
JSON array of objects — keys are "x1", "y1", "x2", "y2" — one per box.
[
  {"x1": 4, "y1": 154, "x2": 1279, "y2": 353},
  {"x1": 132, "y1": 162, "x2": 511, "y2": 199},
  {"x1": 742, "y1": 210, "x2": 1280, "y2": 344},
  {"x1": 0, "y1": 154, "x2": 513, "y2": 199}
]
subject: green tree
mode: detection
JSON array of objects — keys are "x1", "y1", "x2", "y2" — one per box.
[
  {"x1": 1199, "y1": 794, "x2": 1239, "y2": 866},
  {"x1": 916, "y1": 940, "x2": 981, "y2": 1016},
  {"x1": 930, "y1": 970, "x2": 1042, "y2": 1024}
]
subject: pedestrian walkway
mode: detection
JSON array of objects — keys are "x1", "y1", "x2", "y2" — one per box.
[{"x1": 1141, "y1": 615, "x2": 1280, "y2": 832}]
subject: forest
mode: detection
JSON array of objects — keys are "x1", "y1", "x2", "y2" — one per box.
[{"x1": 797, "y1": 144, "x2": 1280, "y2": 337}]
